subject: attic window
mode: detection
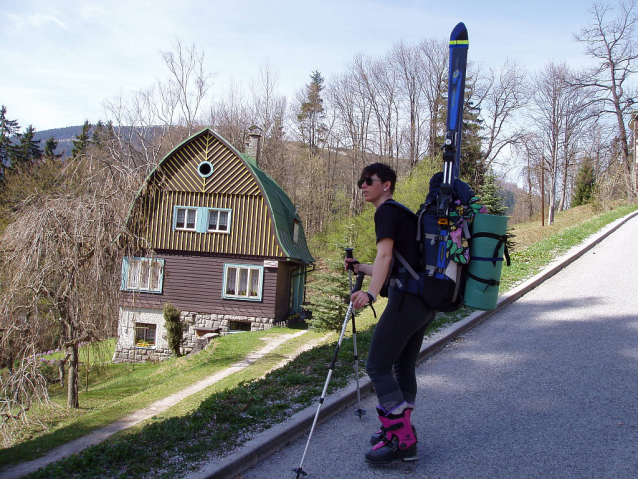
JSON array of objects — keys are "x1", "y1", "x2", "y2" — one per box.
[
  {"x1": 198, "y1": 161, "x2": 214, "y2": 178},
  {"x1": 293, "y1": 220, "x2": 300, "y2": 243}
]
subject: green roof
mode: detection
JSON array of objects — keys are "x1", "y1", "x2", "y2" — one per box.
[{"x1": 241, "y1": 152, "x2": 314, "y2": 265}]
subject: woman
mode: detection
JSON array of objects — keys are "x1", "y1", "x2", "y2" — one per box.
[{"x1": 347, "y1": 163, "x2": 436, "y2": 465}]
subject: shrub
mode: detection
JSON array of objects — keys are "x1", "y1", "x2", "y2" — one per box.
[{"x1": 163, "y1": 302, "x2": 183, "y2": 357}]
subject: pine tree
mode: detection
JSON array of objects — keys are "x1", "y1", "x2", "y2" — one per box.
[
  {"x1": 163, "y1": 302, "x2": 183, "y2": 357},
  {"x1": 571, "y1": 158, "x2": 596, "y2": 206},
  {"x1": 11, "y1": 125, "x2": 42, "y2": 170},
  {"x1": 71, "y1": 120, "x2": 92, "y2": 158},
  {"x1": 460, "y1": 99, "x2": 485, "y2": 189},
  {"x1": 480, "y1": 171, "x2": 507, "y2": 216},
  {"x1": 0, "y1": 106, "x2": 19, "y2": 182},
  {"x1": 297, "y1": 71, "x2": 326, "y2": 151},
  {"x1": 306, "y1": 257, "x2": 351, "y2": 332},
  {"x1": 44, "y1": 136, "x2": 60, "y2": 159}
]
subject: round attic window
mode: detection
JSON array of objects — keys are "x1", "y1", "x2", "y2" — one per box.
[{"x1": 197, "y1": 161, "x2": 214, "y2": 178}]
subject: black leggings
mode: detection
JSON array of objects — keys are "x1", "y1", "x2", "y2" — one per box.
[{"x1": 365, "y1": 287, "x2": 436, "y2": 411}]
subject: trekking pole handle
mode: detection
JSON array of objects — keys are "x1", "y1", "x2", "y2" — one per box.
[
  {"x1": 353, "y1": 271, "x2": 365, "y2": 293},
  {"x1": 345, "y1": 247, "x2": 360, "y2": 272}
]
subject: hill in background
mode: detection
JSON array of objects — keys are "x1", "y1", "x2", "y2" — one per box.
[{"x1": 33, "y1": 126, "x2": 83, "y2": 159}]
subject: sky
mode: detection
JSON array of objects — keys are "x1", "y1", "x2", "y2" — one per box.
[{"x1": 1, "y1": 0, "x2": 602, "y2": 132}]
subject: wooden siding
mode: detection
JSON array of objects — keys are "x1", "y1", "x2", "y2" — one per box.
[
  {"x1": 120, "y1": 253, "x2": 296, "y2": 320},
  {"x1": 131, "y1": 130, "x2": 285, "y2": 258}
]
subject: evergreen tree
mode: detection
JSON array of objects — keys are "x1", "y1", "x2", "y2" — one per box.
[
  {"x1": 44, "y1": 136, "x2": 60, "y2": 159},
  {"x1": 11, "y1": 125, "x2": 42, "y2": 170},
  {"x1": 71, "y1": 120, "x2": 92, "y2": 158},
  {"x1": 480, "y1": 171, "x2": 507, "y2": 216},
  {"x1": 0, "y1": 106, "x2": 19, "y2": 182},
  {"x1": 306, "y1": 257, "x2": 351, "y2": 332},
  {"x1": 460, "y1": 99, "x2": 485, "y2": 189},
  {"x1": 163, "y1": 302, "x2": 183, "y2": 357},
  {"x1": 571, "y1": 158, "x2": 596, "y2": 206},
  {"x1": 296, "y1": 71, "x2": 326, "y2": 151}
]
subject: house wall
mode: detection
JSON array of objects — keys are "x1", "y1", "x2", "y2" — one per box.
[
  {"x1": 119, "y1": 252, "x2": 294, "y2": 318},
  {"x1": 115, "y1": 253, "x2": 301, "y2": 362}
]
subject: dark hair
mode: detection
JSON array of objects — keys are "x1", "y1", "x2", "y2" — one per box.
[{"x1": 360, "y1": 163, "x2": 397, "y2": 193}]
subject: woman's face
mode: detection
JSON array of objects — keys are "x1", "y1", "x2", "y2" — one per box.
[{"x1": 359, "y1": 174, "x2": 388, "y2": 204}]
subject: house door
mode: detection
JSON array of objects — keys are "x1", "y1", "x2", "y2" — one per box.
[{"x1": 289, "y1": 266, "x2": 306, "y2": 314}]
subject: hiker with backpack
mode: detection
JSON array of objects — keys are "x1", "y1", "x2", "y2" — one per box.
[{"x1": 346, "y1": 162, "x2": 436, "y2": 465}]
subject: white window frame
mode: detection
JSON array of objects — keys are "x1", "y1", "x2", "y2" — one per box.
[
  {"x1": 207, "y1": 208, "x2": 232, "y2": 233},
  {"x1": 134, "y1": 322, "x2": 157, "y2": 349},
  {"x1": 174, "y1": 206, "x2": 197, "y2": 231},
  {"x1": 121, "y1": 257, "x2": 165, "y2": 293},
  {"x1": 222, "y1": 264, "x2": 264, "y2": 301}
]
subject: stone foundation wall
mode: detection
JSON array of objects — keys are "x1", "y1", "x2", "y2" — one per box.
[{"x1": 113, "y1": 306, "x2": 276, "y2": 363}]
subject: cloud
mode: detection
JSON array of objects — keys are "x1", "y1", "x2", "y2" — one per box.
[{"x1": 26, "y1": 13, "x2": 69, "y2": 30}]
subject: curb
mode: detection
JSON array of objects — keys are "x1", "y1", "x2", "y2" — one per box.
[{"x1": 188, "y1": 209, "x2": 638, "y2": 479}]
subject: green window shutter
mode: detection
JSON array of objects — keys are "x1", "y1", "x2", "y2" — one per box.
[
  {"x1": 172, "y1": 206, "x2": 180, "y2": 230},
  {"x1": 156, "y1": 258, "x2": 165, "y2": 293},
  {"x1": 121, "y1": 257, "x2": 130, "y2": 290},
  {"x1": 196, "y1": 207, "x2": 208, "y2": 233}
]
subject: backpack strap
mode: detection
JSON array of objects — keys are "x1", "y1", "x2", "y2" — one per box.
[
  {"x1": 470, "y1": 232, "x2": 511, "y2": 266},
  {"x1": 393, "y1": 250, "x2": 420, "y2": 280}
]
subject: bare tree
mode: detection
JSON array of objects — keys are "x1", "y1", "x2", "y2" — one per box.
[
  {"x1": 574, "y1": 0, "x2": 638, "y2": 199},
  {"x1": 417, "y1": 38, "x2": 448, "y2": 163},
  {"x1": 209, "y1": 80, "x2": 252, "y2": 150},
  {"x1": 479, "y1": 59, "x2": 529, "y2": 172},
  {"x1": 103, "y1": 40, "x2": 214, "y2": 178},
  {"x1": 161, "y1": 40, "x2": 213, "y2": 136},
  {"x1": 0, "y1": 146, "x2": 135, "y2": 413},
  {"x1": 249, "y1": 59, "x2": 289, "y2": 186}
]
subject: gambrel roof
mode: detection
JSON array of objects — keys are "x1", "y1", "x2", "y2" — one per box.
[{"x1": 128, "y1": 128, "x2": 314, "y2": 264}]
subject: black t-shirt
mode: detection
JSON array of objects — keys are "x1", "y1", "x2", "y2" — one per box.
[{"x1": 374, "y1": 200, "x2": 420, "y2": 277}]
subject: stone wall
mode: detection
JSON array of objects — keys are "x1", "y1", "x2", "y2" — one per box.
[{"x1": 112, "y1": 306, "x2": 275, "y2": 363}]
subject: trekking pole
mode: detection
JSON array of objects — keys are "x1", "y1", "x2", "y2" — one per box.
[
  {"x1": 293, "y1": 270, "x2": 365, "y2": 478},
  {"x1": 345, "y1": 248, "x2": 366, "y2": 419}
]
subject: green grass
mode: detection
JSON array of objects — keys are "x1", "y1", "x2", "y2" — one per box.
[
  {"x1": 4, "y1": 203, "x2": 638, "y2": 479},
  {"x1": 0, "y1": 327, "x2": 329, "y2": 466}
]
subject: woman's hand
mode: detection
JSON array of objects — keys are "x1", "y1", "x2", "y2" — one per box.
[
  {"x1": 344, "y1": 257, "x2": 360, "y2": 274},
  {"x1": 350, "y1": 290, "x2": 370, "y2": 310}
]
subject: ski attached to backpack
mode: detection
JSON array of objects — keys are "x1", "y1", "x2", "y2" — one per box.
[
  {"x1": 443, "y1": 22, "x2": 469, "y2": 185},
  {"x1": 391, "y1": 22, "x2": 510, "y2": 312}
]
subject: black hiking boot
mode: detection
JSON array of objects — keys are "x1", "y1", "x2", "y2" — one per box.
[{"x1": 365, "y1": 435, "x2": 418, "y2": 464}]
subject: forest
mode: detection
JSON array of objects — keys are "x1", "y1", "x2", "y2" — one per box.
[{"x1": 0, "y1": 0, "x2": 637, "y2": 443}]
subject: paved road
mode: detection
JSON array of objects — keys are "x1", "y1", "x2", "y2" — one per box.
[{"x1": 239, "y1": 214, "x2": 638, "y2": 479}]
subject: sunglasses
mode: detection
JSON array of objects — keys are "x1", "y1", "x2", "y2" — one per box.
[{"x1": 357, "y1": 177, "x2": 383, "y2": 188}]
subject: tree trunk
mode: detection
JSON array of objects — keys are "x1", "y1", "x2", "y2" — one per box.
[{"x1": 67, "y1": 344, "x2": 79, "y2": 408}]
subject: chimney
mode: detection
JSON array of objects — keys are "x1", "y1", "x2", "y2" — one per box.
[{"x1": 245, "y1": 125, "x2": 263, "y2": 163}]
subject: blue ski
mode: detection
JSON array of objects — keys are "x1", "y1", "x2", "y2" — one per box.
[
  {"x1": 436, "y1": 22, "x2": 469, "y2": 278},
  {"x1": 443, "y1": 22, "x2": 469, "y2": 185}
]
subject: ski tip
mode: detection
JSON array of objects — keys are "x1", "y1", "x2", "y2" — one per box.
[{"x1": 450, "y1": 22, "x2": 468, "y2": 46}]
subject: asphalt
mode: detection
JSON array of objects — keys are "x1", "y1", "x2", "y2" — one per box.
[{"x1": 187, "y1": 210, "x2": 638, "y2": 479}]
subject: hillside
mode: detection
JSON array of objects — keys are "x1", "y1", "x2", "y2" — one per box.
[{"x1": 33, "y1": 125, "x2": 84, "y2": 158}]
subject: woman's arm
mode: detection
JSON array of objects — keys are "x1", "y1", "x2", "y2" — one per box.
[
  {"x1": 368, "y1": 238, "x2": 393, "y2": 297},
  {"x1": 351, "y1": 237, "x2": 394, "y2": 309}
]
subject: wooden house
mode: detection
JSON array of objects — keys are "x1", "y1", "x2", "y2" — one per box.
[{"x1": 113, "y1": 128, "x2": 314, "y2": 362}]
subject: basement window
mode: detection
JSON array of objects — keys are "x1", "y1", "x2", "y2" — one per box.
[{"x1": 135, "y1": 323, "x2": 156, "y2": 348}]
